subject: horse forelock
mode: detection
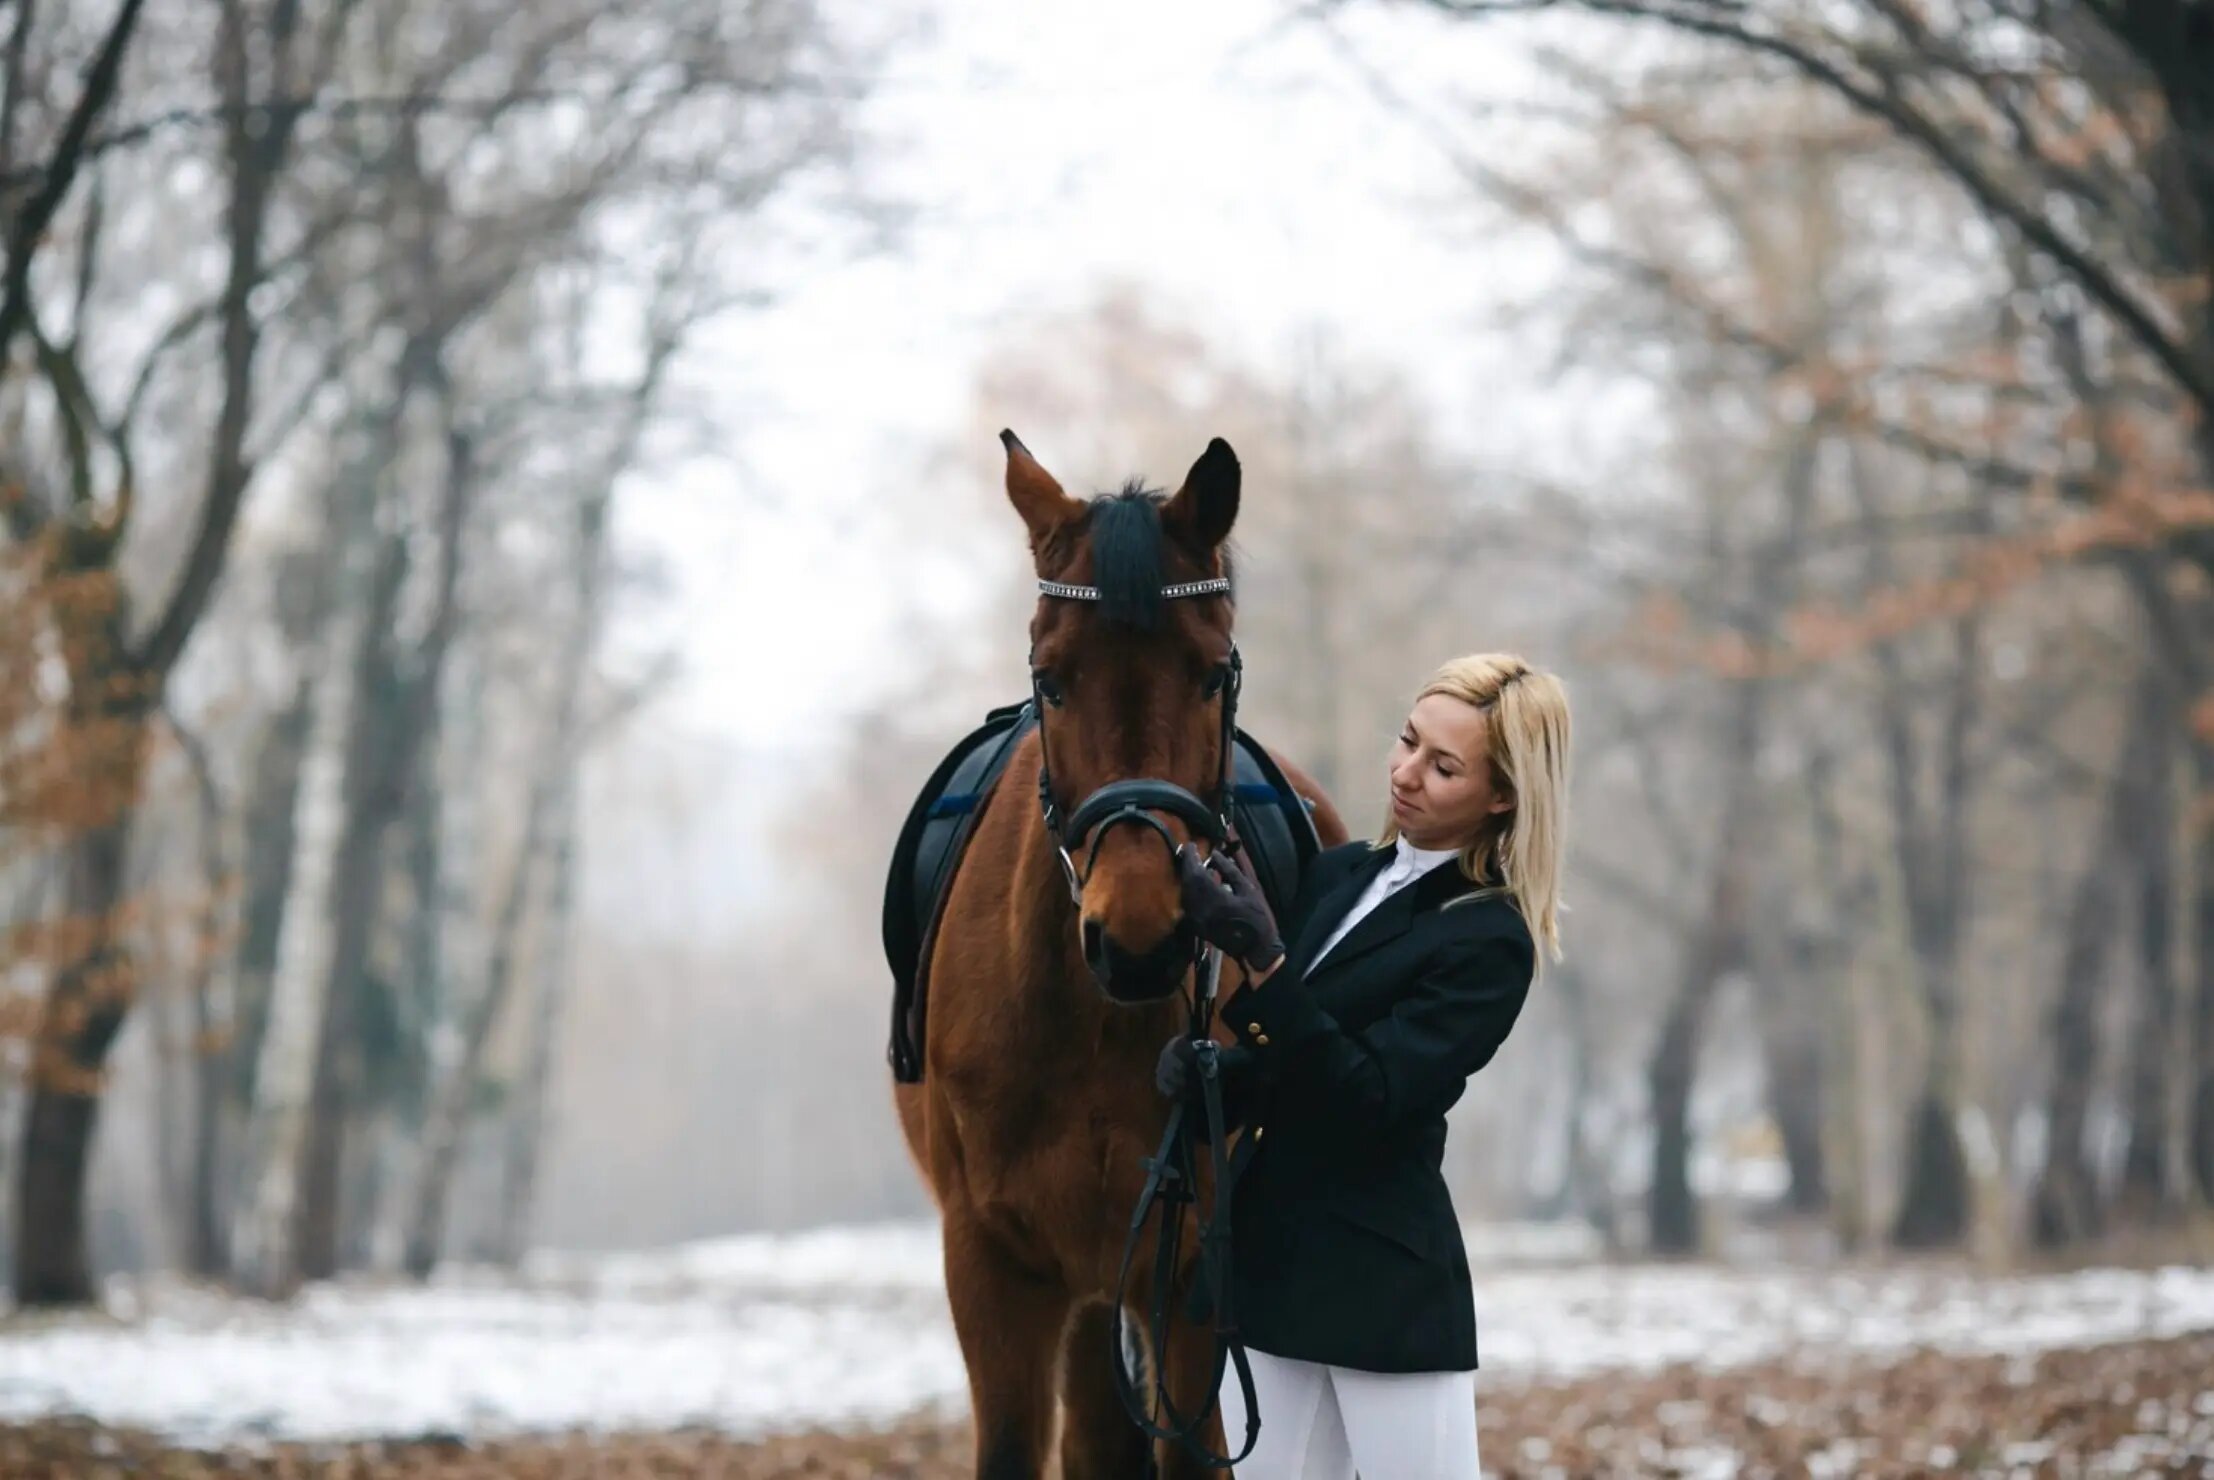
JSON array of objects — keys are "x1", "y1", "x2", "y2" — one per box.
[
  {"x1": 1085, "y1": 486, "x2": 1166, "y2": 629},
  {"x1": 1067, "y1": 484, "x2": 1239, "y2": 631}
]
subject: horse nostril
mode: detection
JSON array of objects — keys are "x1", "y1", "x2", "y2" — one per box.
[{"x1": 1082, "y1": 918, "x2": 1105, "y2": 962}]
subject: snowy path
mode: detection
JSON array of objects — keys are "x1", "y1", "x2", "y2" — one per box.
[{"x1": 2, "y1": 1222, "x2": 2209, "y2": 1446}]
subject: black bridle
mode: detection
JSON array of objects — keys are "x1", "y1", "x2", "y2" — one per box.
[
  {"x1": 1030, "y1": 575, "x2": 1244, "y2": 905},
  {"x1": 1031, "y1": 572, "x2": 1261, "y2": 1472}
]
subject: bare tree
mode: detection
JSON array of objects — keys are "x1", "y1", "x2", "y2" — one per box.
[
  {"x1": 404, "y1": 294, "x2": 686, "y2": 1279},
  {"x1": 231, "y1": 0, "x2": 853, "y2": 1293},
  {"x1": 10, "y1": 0, "x2": 320, "y2": 1306}
]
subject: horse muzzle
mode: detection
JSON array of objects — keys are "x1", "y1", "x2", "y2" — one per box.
[{"x1": 1083, "y1": 918, "x2": 1197, "y2": 1003}]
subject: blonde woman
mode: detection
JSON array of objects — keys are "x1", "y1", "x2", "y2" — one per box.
[{"x1": 1159, "y1": 653, "x2": 1570, "y2": 1480}]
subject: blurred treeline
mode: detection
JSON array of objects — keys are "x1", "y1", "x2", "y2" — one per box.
[
  {"x1": 5, "y1": 0, "x2": 2214, "y2": 1314},
  {"x1": 0, "y1": 0, "x2": 864, "y2": 1304}
]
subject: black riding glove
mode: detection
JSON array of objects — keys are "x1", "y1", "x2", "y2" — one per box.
[
  {"x1": 1154, "y1": 1036, "x2": 1203, "y2": 1100},
  {"x1": 1176, "y1": 846, "x2": 1285, "y2": 973},
  {"x1": 1153, "y1": 1035, "x2": 1254, "y2": 1104}
]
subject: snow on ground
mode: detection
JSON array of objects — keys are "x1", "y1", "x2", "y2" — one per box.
[{"x1": 1, "y1": 1221, "x2": 2209, "y2": 1446}]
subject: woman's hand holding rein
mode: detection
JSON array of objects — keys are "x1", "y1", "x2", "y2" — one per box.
[{"x1": 1155, "y1": 847, "x2": 1283, "y2": 1108}]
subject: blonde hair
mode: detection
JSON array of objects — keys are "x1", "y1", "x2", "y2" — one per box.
[{"x1": 1375, "y1": 653, "x2": 1571, "y2": 966}]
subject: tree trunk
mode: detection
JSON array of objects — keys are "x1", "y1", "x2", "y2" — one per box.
[
  {"x1": 401, "y1": 781, "x2": 547, "y2": 1280},
  {"x1": 2117, "y1": 678, "x2": 2180, "y2": 1224},
  {"x1": 487, "y1": 466, "x2": 613, "y2": 1267},
  {"x1": 1749, "y1": 897, "x2": 1834, "y2": 1219},
  {"x1": 231, "y1": 478, "x2": 377, "y2": 1299},
  {"x1": 169, "y1": 712, "x2": 235, "y2": 1280},
  {"x1": 1546, "y1": 961, "x2": 1618, "y2": 1248},
  {"x1": 410, "y1": 564, "x2": 587, "y2": 1271},
  {"x1": 2192, "y1": 745, "x2": 2214, "y2": 1205},
  {"x1": 1801, "y1": 745, "x2": 1877, "y2": 1252},
  {"x1": 401, "y1": 311, "x2": 672, "y2": 1274},
  {"x1": 16, "y1": 804, "x2": 140, "y2": 1305},
  {"x1": 2029, "y1": 665, "x2": 2166, "y2": 1246},
  {"x1": 384, "y1": 643, "x2": 483, "y2": 1274},
  {"x1": 491, "y1": 749, "x2": 579, "y2": 1266},
  {"x1": 295, "y1": 379, "x2": 472, "y2": 1279},
  {"x1": 290, "y1": 732, "x2": 392, "y2": 1282},
  {"x1": 206, "y1": 670, "x2": 318, "y2": 1278},
  {"x1": 232, "y1": 671, "x2": 318, "y2": 1053},
  {"x1": 1646, "y1": 989, "x2": 1707, "y2": 1254},
  {"x1": 16, "y1": 545, "x2": 151, "y2": 1308},
  {"x1": 348, "y1": 704, "x2": 450, "y2": 1272},
  {"x1": 296, "y1": 531, "x2": 414, "y2": 1282},
  {"x1": 2110, "y1": 506, "x2": 2214, "y2": 1216},
  {"x1": 1883, "y1": 616, "x2": 1983, "y2": 1250},
  {"x1": 187, "y1": 973, "x2": 229, "y2": 1278},
  {"x1": 1644, "y1": 424, "x2": 1819, "y2": 1253},
  {"x1": 1893, "y1": 1089, "x2": 1972, "y2": 1248},
  {"x1": 1764, "y1": 985, "x2": 1830, "y2": 1216},
  {"x1": 16, "y1": 1091, "x2": 100, "y2": 1307},
  {"x1": 1827, "y1": 948, "x2": 1876, "y2": 1253},
  {"x1": 150, "y1": 919, "x2": 190, "y2": 1269},
  {"x1": 1645, "y1": 668, "x2": 1764, "y2": 1254}
]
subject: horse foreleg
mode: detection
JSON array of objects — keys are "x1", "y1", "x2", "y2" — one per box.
[
  {"x1": 944, "y1": 1214, "x2": 1069, "y2": 1480},
  {"x1": 1058, "y1": 1300, "x2": 1152, "y2": 1480}
]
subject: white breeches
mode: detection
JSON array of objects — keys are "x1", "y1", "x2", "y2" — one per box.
[{"x1": 1218, "y1": 1346, "x2": 1482, "y2": 1480}]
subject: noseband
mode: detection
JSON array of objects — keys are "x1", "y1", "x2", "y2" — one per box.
[{"x1": 1030, "y1": 575, "x2": 1241, "y2": 904}]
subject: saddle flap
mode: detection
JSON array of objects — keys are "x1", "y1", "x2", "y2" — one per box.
[
  {"x1": 882, "y1": 701, "x2": 1035, "y2": 1082},
  {"x1": 1226, "y1": 727, "x2": 1323, "y2": 924}
]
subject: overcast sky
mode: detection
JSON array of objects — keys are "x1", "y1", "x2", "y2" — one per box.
[{"x1": 610, "y1": 0, "x2": 1576, "y2": 746}]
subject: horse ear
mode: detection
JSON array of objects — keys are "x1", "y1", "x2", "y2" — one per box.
[
  {"x1": 1165, "y1": 437, "x2": 1239, "y2": 549},
  {"x1": 1002, "y1": 429, "x2": 1081, "y2": 541}
]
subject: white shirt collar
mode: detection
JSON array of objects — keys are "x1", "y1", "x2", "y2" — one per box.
[{"x1": 1390, "y1": 834, "x2": 1462, "y2": 878}]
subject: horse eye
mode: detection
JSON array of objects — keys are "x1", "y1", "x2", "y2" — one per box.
[
  {"x1": 1202, "y1": 666, "x2": 1228, "y2": 699},
  {"x1": 1034, "y1": 670, "x2": 1065, "y2": 708}
]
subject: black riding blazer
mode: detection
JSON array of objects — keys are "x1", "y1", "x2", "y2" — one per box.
[{"x1": 1216, "y1": 839, "x2": 1535, "y2": 1374}]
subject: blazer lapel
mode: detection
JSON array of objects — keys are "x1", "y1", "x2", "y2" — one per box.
[
  {"x1": 1285, "y1": 847, "x2": 1392, "y2": 977},
  {"x1": 1305, "y1": 877, "x2": 1418, "y2": 978},
  {"x1": 1305, "y1": 853, "x2": 1481, "y2": 980}
]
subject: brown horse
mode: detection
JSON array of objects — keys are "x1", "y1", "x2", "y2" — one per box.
[{"x1": 894, "y1": 432, "x2": 1349, "y2": 1479}]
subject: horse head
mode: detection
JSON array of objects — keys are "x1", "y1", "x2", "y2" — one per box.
[{"x1": 1002, "y1": 429, "x2": 1242, "y2": 1005}]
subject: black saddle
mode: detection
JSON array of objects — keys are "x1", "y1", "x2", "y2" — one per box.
[{"x1": 883, "y1": 701, "x2": 1324, "y2": 1083}]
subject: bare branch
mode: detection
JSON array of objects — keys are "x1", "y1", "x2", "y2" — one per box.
[
  {"x1": 0, "y1": 0, "x2": 146, "y2": 370},
  {"x1": 1420, "y1": 0, "x2": 2214, "y2": 419},
  {"x1": 134, "y1": 0, "x2": 313, "y2": 680}
]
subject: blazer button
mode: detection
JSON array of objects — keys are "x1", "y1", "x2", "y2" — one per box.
[
  {"x1": 1253, "y1": 1126, "x2": 1265, "y2": 1141},
  {"x1": 1254, "y1": 1033, "x2": 1271, "y2": 1046},
  {"x1": 1247, "y1": 1022, "x2": 1261, "y2": 1034}
]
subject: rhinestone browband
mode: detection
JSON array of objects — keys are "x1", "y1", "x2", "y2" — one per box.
[{"x1": 1037, "y1": 577, "x2": 1232, "y2": 601}]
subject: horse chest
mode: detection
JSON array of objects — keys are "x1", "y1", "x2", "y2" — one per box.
[{"x1": 941, "y1": 1085, "x2": 1164, "y2": 1255}]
